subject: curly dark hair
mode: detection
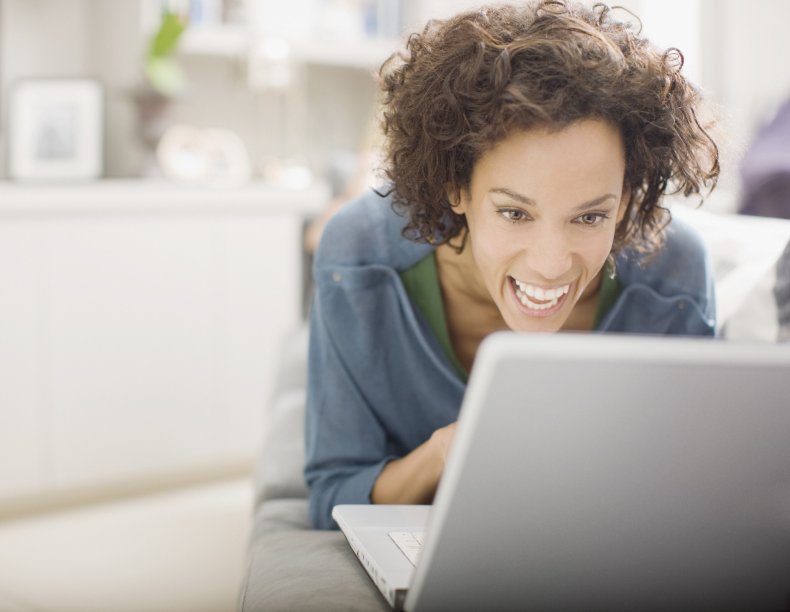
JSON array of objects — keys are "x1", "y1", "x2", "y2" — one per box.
[{"x1": 379, "y1": 0, "x2": 719, "y2": 255}]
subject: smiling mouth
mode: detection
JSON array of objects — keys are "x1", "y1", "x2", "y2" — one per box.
[{"x1": 509, "y1": 276, "x2": 571, "y2": 311}]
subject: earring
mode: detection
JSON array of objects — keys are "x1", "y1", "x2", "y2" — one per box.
[{"x1": 606, "y1": 253, "x2": 617, "y2": 279}]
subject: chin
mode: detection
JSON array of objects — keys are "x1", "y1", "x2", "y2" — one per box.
[{"x1": 503, "y1": 311, "x2": 567, "y2": 334}]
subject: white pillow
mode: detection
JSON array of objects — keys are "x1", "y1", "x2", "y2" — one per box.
[{"x1": 672, "y1": 206, "x2": 790, "y2": 341}]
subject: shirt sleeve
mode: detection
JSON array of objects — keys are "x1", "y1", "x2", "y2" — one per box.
[
  {"x1": 666, "y1": 218, "x2": 717, "y2": 336},
  {"x1": 303, "y1": 281, "x2": 397, "y2": 530}
]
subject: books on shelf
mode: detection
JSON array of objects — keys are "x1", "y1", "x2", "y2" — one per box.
[
  {"x1": 175, "y1": 0, "x2": 404, "y2": 69},
  {"x1": 159, "y1": 0, "x2": 401, "y2": 36},
  {"x1": 159, "y1": 0, "x2": 243, "y2": 26}
]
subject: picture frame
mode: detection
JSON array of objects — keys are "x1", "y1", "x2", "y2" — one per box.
[{"x1": 8, "y1": 78, "x2": 104, "y2": 181}]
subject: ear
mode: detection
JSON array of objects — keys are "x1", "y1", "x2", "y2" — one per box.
[{"x1": 448, "y1": 185, "x2": 470, "y2": 216}]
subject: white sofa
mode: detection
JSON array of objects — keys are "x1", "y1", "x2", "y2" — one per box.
[{"x1": 237, "y1": 205, "x2": 790, "y2": 611}]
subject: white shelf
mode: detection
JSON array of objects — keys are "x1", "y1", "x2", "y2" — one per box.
[
  {"x1": 0, "y1": 179, "x2": 329, "y2": 216},
  {"x1": 180, "y1": 26, "x2": 400, "y2": 70},
  {"x1": 292, "y1": 38, "x2": 400, "y2": 70},
  {"x1": 179, "y1": 25, "x2": 253, "y2": 57}
]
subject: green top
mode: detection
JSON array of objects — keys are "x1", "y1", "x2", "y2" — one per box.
[
  {"x1": 400, "y1": 253, "x2": 469, "y2": 380},
  {"x1": 400, "y1": 253, "x2": 621, "y2": 380},
  {"x1": 593, "y1": 260, "x2": 621, "y2": 329}
]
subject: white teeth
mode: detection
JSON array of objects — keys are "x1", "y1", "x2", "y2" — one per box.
[{"x1": 512, "y1": 278, "x2": 570, "y2": 309}]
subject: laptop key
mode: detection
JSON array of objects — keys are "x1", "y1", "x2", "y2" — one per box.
[{"x1": 388, "y1": 531, "x2": 425, "y2": 566}]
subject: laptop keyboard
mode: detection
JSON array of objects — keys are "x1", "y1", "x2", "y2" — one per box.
[{"x1": 389, "y1": 531, "x2": 425, "y2": 566}]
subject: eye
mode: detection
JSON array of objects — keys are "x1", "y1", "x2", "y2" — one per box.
[
  {"x1": 576, "y1": 212, "x2": 609, "y2": 226},
  {"x1": 498, "y1": 208, "x2": 530, "y2": 223}
]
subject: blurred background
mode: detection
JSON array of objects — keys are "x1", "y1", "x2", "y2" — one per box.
[
  {"x1": 1, "y1": 1, "x2": 789, "y2": 611},
  {"x1": 2, "y1": 0, "x2": 790, "y2": 191}
]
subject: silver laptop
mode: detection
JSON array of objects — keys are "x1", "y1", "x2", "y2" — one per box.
[{"x1": 333, "y1": 332, "x2": 790, "y2": 611}]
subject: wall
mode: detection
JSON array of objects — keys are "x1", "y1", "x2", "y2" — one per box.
[
  {"x1": 90, "y1": 0, "x2": 149, "y2": 178},
  {"x1": 0, "y1": 0, "x2": 148, "y2": 178},
  {"x1": 1, "y1": 0, "x2": 92, "y2": 79},
  {"x1": 700, "y1": 0, "x2": 790, "y2": 179},
  {"x1": 0, "y1": 0, "x2": 90, "y2": 175}
]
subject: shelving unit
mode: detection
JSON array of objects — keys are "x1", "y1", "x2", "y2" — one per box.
[
  {"x1": 131, "y1": 0, "x2": 409, "y2": 179},
  {"x1": 180, "y1": 25, "x2": 401, "y2": 70},
  {"x1": 141, "y1": 0, "x2": 407, "y2": 69},
  {"x1": 0, "y1": 179, "x2": 328, "y2": 506},
  {"x1": 291, "y1": 37, "x2": 400, "y2": 70},
  {"x1": 179, "y1": 24, "x2": 252, "y2": 57}
]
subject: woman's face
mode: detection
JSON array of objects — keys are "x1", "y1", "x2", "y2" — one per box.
[{"x1": 454, "y1": 119, "x2": 628, "y2": 332}]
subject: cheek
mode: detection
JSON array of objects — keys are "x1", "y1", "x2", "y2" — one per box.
[
  {"x1": 582, "y1": 230, "x2": 617, "y2": 268},
  {"x1": 470, "y1": 225, "x2": 513, "y2": 276}
]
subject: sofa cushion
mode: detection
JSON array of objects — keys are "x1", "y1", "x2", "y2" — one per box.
[
  {"x1": 254, "y1": 328, "x2": 310, "y2": 508},
  {"x1": 238, "y1": 499, "x2": 389, "y2": 612},
  {"x1": 255, "y1": 388, "x2": 309, "y2": 506}
]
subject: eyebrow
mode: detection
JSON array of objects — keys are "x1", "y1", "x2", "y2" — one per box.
[{"x1": 489, "y1": 188, "x2": 618, "y2": 211}]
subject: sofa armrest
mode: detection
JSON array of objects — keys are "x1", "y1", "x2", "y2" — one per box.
[
  {"x1": 253, "y1": 327, "x2": 310, "y2": 508},
  {"x1": 254, "y1": 389, "x2": 309, "y2": 506}
]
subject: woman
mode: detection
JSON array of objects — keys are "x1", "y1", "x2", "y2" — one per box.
[{"x1": 305, "y1": 0, "x2": 719, "y2": 529}]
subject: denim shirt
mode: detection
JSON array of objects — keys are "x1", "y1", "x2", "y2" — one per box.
[{"x1": 304, "y1": 189, "x2": 716, "y2": 529}]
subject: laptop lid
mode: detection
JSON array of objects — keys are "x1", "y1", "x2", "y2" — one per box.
[{"x1": 406, "y1": 332, "x2": 790, "y2": 611}]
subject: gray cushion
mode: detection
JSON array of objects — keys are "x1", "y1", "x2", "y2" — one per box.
[
  {"x1": 238, "y1": 499, "x2": 389, "y2": 612},
  {"x1": 240, "y1": 328, "x2": 388, "y2": 611}
]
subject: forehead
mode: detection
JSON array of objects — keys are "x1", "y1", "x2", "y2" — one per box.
[{"x1": 471, "y1": 119, "x2": 626, "y2": 192}]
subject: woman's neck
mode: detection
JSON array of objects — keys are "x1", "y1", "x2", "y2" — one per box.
[{"x1": 435, "y1": 239, "x2": 507, "y2": 373}]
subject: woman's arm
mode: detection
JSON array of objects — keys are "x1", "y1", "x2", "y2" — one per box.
[
  {"x1": 305, "y1": 193, "x2": 464, "y2": 528},
  {"x1": 306, "y1": 277, "x2": 458, "y2": 528},
  {"x1": 305, "y1": 292, "x2": 394, "y2": 529},
  {"x1": 371, "y1": 422, "x2": 457, "y2": 504}
]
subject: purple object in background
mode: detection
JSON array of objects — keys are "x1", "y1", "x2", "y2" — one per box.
[{"x1": 740, "y1": 97, "x2": 790, "y2": 219}]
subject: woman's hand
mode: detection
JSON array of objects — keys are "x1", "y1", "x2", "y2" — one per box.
[
  {"x1": 430, "y1": 421, "x2": 458, "y2": 467},
  {"x1": 370, "y1": 421, "x2": 458, "y2": 505}
]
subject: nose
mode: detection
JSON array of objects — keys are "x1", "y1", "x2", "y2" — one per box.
[{"x1": 524, "y1": 230, "x2": 573, "y2": 281}]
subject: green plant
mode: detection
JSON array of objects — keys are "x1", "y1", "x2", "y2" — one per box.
[{"x1": 144, "y1": 12, "x2": 187, "y2": 97}]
